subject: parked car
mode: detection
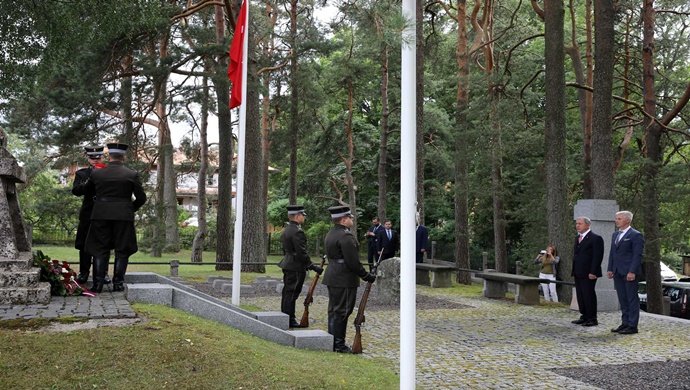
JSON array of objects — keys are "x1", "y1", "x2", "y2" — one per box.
[
  {"x1": 660, "y1": 261, "x2": 679, "y2": 281},
  {"x1": 639, "y1": 280, "x2": 690, "y2": 319}
]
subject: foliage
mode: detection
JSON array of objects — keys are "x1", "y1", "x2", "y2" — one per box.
[{"x1": 18, "y1": 170, "x2": 80, "y2": 235}]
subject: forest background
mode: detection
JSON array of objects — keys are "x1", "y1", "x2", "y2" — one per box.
[{"x1": 1, "y1": 0, "x2": 689, "y2": 314}]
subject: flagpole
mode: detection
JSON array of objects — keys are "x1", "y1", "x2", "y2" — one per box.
[
  {"x1": 231, "y1": 0, "x2": 249, "y2": 306},
  {"x1": 400, "y1": 0, "x2": 417, "y2": 388}
]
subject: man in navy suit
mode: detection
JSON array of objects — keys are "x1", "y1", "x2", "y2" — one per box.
[
  {"x1": 376, "y1": 219, "x2": 399, "y2": 260},
  {"x1": 571, "y1": 216, "x2": 604, "y2": 327},
  {"x1": 607, "y1": 210, "x2": 645, "y2": 335},
  {"x1": 365, "y1": 217, "x2": 381, "y2": 268}
]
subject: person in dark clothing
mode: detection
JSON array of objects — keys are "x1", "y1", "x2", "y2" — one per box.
[
  {"x1": 571, "y1": 216, "x2": 604, "y2": 327},
  {"x1": 278, "y1": 205, "x2": 323, "y2": 328},
  {"x1": 71, "y1": 146, "x2": 106, "y2": 284},
  {"x1": 365, "y1": 217, "x2": 381, "y2": 269},
  {"x1": 322, "y1": 205, "x2": 376, "y2": 353},
  {"x1": 84, "y1": 143, "x2": 146, "y2": 293},
  {"x1": 416, "y1": 223, "x2": 430, "y2": 263},
  {"x1": 376, "y1": 219, "x2": 399, "y2": 260}
]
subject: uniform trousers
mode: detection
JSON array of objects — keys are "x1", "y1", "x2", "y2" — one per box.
[
  {"x1": 326, "y1": 286, "x2": 357, "y2": 341},
  {"x1": 281, "y1": 270, "x2": 306, "y2": 320}
]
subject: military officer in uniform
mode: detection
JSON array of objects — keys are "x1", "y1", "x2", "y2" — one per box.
[
  {"x1": 71, "y1": 146, "x2": 106, "y2": 284},
  {"x1": 84, "y1": 143, "x2": 146, "y2": 292},
  {"x1": 278, "y1": 205, "x2": 323, "y2": 328},
  {"x1": 322, "y1": 205, "x2": 376, "y2": 353}
]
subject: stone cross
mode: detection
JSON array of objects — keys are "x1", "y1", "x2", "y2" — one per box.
[{"x1": 0, "y1": 145, "x2": 50, "y2": 304}]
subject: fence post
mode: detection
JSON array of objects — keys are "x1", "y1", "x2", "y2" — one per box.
[
  {"x1": 431, "y1": 241, "x2": 436, "y2": 260},
  {"x1": 170, "y1": 259, "x2": 179, "y2": 277},
  {"x1": 482, "y1": 251, "x2": 488, "y2": 271},
  {"x1": 515, "y1": 261, "x2": 522, "y2": 275}
]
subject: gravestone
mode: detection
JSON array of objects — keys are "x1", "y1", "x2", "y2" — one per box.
[
  {"x1": 0, "y1": 139, "x2": 50, "y2": 304},
  {"x1": 376, "y1": 257, "x2": 401, "y2": 305}
]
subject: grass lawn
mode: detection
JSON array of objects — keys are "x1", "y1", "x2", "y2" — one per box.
[{"x1": 0, "y1": 304, "x2": 399, "y2": 389}]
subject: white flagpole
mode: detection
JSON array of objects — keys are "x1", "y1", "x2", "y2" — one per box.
[
  {"x1": 231, "y1": 0, "x2": 249, "y2": 306},
  {"x1": 400, "y1": 0, "x2": 417, "y2": 388}
]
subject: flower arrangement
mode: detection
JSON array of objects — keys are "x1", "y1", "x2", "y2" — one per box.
[{"x1": 32, "y1": 250, "x2": 95, "y2": 296}]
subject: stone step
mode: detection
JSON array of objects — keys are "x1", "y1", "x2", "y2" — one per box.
[
  {"x1": 0, "y1": 284, "x2": 51, "y2": 305},
  {"x1": 0, "y1": 268, "x2": 41, "y2": 287}
]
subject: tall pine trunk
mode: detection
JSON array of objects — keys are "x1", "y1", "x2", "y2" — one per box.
[{"x1": 191, "y1": 73, "x2": 210, "y2": 263}]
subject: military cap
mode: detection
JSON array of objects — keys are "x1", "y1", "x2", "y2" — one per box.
[
  {"x1": 287, "y1": 204, "x2": 306, "y2": 216},
  {"x1": 106, "y1": 142, "x2": 129, "y2": 155},
  {"x1": 328, "y1": 205, "x2": 353, "y2": 219},
  {"x1": 84, "y1": 146, "x2": 104, "y2": 157}
]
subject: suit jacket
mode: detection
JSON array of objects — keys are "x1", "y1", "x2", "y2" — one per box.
[
  {"x1": 278, "y1": 221, "x2": 312, "y2": 272},
  {"x1": 607, "y1": 228, "x2": 644, "y2": 277},
  {"x1": 85, "y1": 161, "x2": 146, "y2": 221},
  {"x1": 71, "y1": 167, "x2": 96, "y2": 221},
  {"x1": 572, "y1": 231, "x2": 604, "y2": 278},
  {"x1": 416, "y1": 225, "x2": 429, "y2": 253},
  {"x1": 377, "y1": 228, "x2": 400, "y2": 255},
  {"x1": 366, "y1": 223, "x2": 381, "y2": 250}
]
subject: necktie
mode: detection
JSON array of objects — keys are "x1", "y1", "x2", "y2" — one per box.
[
  {"x1": 578, "y1": 234, "x2": 583, "y2": 244},
  {"x1": 387, "y1": 230, "x2": 391, "y2": 240},
  {"x1": 616, "y1": 231, "x2": 622, "y2": 244}
]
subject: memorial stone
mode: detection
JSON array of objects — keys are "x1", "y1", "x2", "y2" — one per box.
[{"x1": 0, "y1": 139, "x2": 50, "y2": 304}]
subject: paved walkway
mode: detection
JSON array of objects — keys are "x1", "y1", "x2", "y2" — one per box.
[{"x1": 1, "y1": 285, "x2": 688, "y2": 389}]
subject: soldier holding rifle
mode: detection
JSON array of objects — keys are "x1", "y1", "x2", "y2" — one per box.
[
  {"x1": 278, "y1": 205, "x2": 323, "y2": 328},
  {"x1": 322, "y1": 205, "x2": 376, "y2": 353}
]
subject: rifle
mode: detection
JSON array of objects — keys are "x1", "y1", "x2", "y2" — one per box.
[
  {"x1": 351, "y1": 250, "x2": 384, "y2": 354},
  {"x1": 299, "y1": 255, "x2": 326, "y2": 328}
]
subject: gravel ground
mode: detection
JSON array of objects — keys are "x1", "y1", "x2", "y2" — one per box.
[{"x1": 554, "y1": 359, "x2": 690, "y2": 390}]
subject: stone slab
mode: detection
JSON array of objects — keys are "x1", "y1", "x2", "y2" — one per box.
[
  {"x1": 219, "y1": 283, "x2": 255, "y2": 295},
  {"x1": 253, "y1": 311, "x2": 289, "y2": 330},
  {"x1": 125, "y1": 283, "x2": 174, "y2": 306},
  {"x1": 0, "y1": 284, "x2": 50, "y2": 305},
  {"x1": 290, "y1": 329, "x2": 333, "y2": 351}
]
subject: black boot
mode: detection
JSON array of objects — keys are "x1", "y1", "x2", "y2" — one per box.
[
  {"x1": 112, "y1": 255, "x2": 129, "y2": 292},
  {"x1": 91, "y1": 255, "x2": 109, "y2": 293},
  {"x1": 77, "y1": 251, "x2": 91, "y2": 284},
  {"x1": 332, "y1": 322, "x2": 351, "y2": 353}
]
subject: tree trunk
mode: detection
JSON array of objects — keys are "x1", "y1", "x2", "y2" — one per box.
[
  {"x1": 215, "y1": 3, "x2": 233, "y2": 270},
  {"x1": 489, "y1": 94, "x2": 507, "y2": 273},
  {"x1": 454, "y1": 0, "x2": 471, "y2": 284},
  {"x1": 288, "y1": 0, "x2": 298, "y2": 204},
  {"x1": 377, "y1": 44, "x2": 390, "y2": 223},
  {"x1": 590, "y1": 0, "x2": 615, "y2": 198},
  {"x1": 415, "y1": 0, "x2": 425, "y2": 222},
  {"x1": 191, "y1": 74, "x2": 209, "y2": 263},
  {"x1": 241, "y1": 15, "x2": 267, "y2": 273},
  {"x1": 544, "y1": 0, "x2": 570, "y2": 301},
  {"x1": 121, "y1": 53, "x2": 135, "y2": 145},
  {"x1": 344, "y1": 80, "x2": 358, "y2": 232},
  {"x1": 641, "y1": 0, "x2": 662, "y2": 314}
]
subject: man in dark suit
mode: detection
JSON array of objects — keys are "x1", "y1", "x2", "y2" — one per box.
[
  {"x1": 322, "y1": 205, "x2": 376, "y2": 353},
  {"x1": 278, "y1": 205, "x2": 323, "y2": 328},
  {"x1": 607, "y1": 210, "x2": 645, "y2": 335},
  {"x1": 365, "y1": 217, "x2": 381, "y2": 269},
  {"x1": 376, "y1": 219, "x2": 399, "y2": 260},
  {"x1": 416, "y1": 223, "x2": 430, "y2": 263},
  {"x1": 84, "y1": 143, "x2": 146, "y2": 293},
  {"x1": 71, "y1": 146, "x2": 106, "y2": 284},
  {"x1": 571, "y1": 216, "x2": 604, "y2": 327}
]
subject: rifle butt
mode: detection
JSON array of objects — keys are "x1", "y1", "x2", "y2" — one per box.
[
  {"x1": 298, "y1": 308, "x2": 309, "y2": 328},
  {"x1": 351, "y1": 331, "x2": 363, "y2": 354}
]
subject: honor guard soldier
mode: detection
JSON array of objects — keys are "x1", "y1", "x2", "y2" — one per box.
[
  {"x1": 71, "y1": 146, "x2": 106, "y2": 284},
  {"x1": 278, "y1": 205, "x2": 323, "y2": 328},
  {"x1": 322, "y1": 205, "x2": 376, "y2": 353},
  {"x1": 84, "y1": 143, "x2": 146, "y2": 292}
]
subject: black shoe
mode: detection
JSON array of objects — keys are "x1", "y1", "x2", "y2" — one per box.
[
  {"x1": 289, "y1": 320, "x2": 305, "y2": 328},
  {"x1": 334, "y1": 344, "x2": 352, "y2": 353},
  {"x1": 571, "y1": 318, "x2": 586, "y2": 325},
  {"x1": 104, "y1": 275, "x2": 112, "y2": 284},
  {"x1": 611, "y1": 324, "x2": 627, "y2": 333},
  {"x1": 582, "y1": 320, "x2": 598, "y2": 327},
  {"x1": 112, "y1": 282, "x2": 125, "y2": 292},
  {"x1": 76, "y1": 273, "x2": 89, "y2": 284},
  {"x1": 618, "y1": 326, "x2": 638, "y2": 334}
]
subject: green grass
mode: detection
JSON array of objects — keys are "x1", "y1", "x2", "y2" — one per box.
[
  {"x1": 34, "y1": 245, "x2": 285, "y2": 284},
  {"x1": 0, "y1": 304, "x2": 399, "y2": 389}
]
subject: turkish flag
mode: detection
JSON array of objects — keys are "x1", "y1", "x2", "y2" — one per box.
[{"x1": 227, "y1": 0, "x2": 247, "y2": 108}]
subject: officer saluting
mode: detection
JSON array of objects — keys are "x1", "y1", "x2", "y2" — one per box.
[
  {"x1": 71, "y1": 146, "x2": 106, "y2": 284},
  {"x1": 322, "y1": 205, "x2": 376, "y2": 353},
  {"x1": 84, "y1": 143, "x2": 146, "y2": 292},
  {"x1": 278, "y1": 205, "x2": 323, "y2": 328}
]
